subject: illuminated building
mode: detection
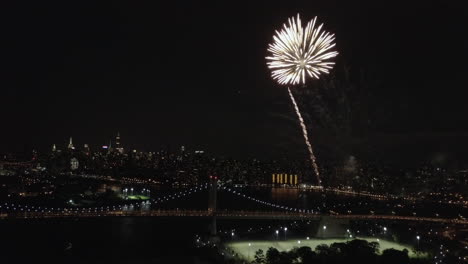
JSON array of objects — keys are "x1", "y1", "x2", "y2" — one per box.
[
  {"x1": 107, "y1": 139, "x2": 113, "y2": 154},
  {"x1": 70, "y1": 157, "x2": 79, "y2": 171},
  {"x1": 115, "y1": 132, "x2": 124, "y2": 154},
  {"x1": 67, "y1": 137, "x2": 74, "y2": 150},
  {"x1": 83, "y1": 144, "x2": 90, "y2": 155},
  {"x1": 272, "y1": 173, "x2": 299, "y2": 185}
]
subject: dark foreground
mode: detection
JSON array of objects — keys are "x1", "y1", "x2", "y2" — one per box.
[{"x1": 0, "y1": 217, "x2": 215, "y2": 264}]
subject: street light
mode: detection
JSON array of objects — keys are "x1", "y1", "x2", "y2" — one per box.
[
  {"x1": 275, "y1": 230, "x2": 279, "y2": 240},
  {"x1": 416, "y1": 235, "x2": 420, "y2": 248},
  {"x1": 284, "y1": 227, "x2": 288, "y2": 240},
  {"x1": 248, "y1": 243, "x2": 252, "y2": 259}
]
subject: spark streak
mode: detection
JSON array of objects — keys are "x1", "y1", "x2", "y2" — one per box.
[{"x1": 287, "y1": 87, "x2": 321, "y2": 184}]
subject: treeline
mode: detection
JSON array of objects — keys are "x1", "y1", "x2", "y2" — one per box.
[{"x1": 249, "y1": 239, "x2": 428, "y2": 264}]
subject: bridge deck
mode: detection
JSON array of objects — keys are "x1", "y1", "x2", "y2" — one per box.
[{"x1": 1, "y1": 210, "x2": 467, "y2": 224}]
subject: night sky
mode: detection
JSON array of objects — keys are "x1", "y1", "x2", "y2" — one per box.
[{"x1": 1, "y1": 1, "x2": 467, "y2": 162}]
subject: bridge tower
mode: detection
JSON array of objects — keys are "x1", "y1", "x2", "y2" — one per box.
[{"x1": 208, "y1": 176, "x2": 218, "y2": 237}]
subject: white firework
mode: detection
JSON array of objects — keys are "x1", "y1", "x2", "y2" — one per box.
[{"x1": 266, "y1": 14, "x2": 338, "y2": 85}]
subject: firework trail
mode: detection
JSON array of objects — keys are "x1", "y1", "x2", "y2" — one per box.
[
  {"x1": 266, "y1": 14, "x2": 338, "y2": 185},
  {"x1": 287, "y1": 87, "x2": 321, "y2": 184}
]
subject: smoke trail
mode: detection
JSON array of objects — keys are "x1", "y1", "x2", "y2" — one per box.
[{"x1": 287, "y1": 87, "x2": 321, "y2": 185}]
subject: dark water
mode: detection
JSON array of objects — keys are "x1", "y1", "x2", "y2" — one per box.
[
  {"x1": 0, "y1": 187, "x2": 306, "y2": 264},
  {"x1": 0, "y1": 217, "x2": 211, "y2": 264}
]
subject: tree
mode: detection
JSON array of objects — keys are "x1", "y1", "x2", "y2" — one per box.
[
  {"x1": 342, "y1": 239, "x2": 379, "y2": 264},
  {"x1": 380, "y1": 248, "x2": 409, "y2": 264},
  {"x1": 315, "y1": 244, "x2": 330, "y2": 255},
  {"x1": 266, "y1": 247, "x2": 280, "y2": 264},
  {"x1": 296, "y1": 246, "x2": 316, "y2": 263},
  {"x1": 253, "y1": 249, "x2": 266, "y2": 264}
]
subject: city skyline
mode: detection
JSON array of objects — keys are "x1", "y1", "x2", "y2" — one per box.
[{"x1": 1, "y1": 1, "x2": 467, "y2": 161}]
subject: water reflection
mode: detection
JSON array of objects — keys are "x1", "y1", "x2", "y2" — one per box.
[{"x1": 271, "y1": 187, "x2": 299, "y2": 202}]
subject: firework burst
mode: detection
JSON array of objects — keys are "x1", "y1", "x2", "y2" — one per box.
[{"x1": 266, "y1": 14, "x2": 338, "y2": 85}]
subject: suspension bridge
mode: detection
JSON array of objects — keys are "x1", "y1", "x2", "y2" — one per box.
[{"x1": 1, "y1": 178, "x2": 467, "y2": 237}]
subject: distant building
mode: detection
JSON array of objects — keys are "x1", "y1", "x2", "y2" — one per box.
[
  {"x1": 32, "y1": 149, "x2": 38, "y2": 161},
  {"x1": 115, "y1": 132, "x2": 124, "y2": 154},
  {"x1": 272, "y1": 173, "x2": 298, "y2": 185},
  {"x1": 103, "y1": 139, "x2": 113, "y2": 154},
  {"x1": 83, "y1": 144, "x2": 90, "y2": 155},
  {"x1": 102, "y1": 145, "x2": 109, "y2": 152},
  {"x1": 67, "y1": 137, "x2": 75, "y2": 150},
  {"x1": 70, "y1": 157, "x2": 79, "y2": 170}
]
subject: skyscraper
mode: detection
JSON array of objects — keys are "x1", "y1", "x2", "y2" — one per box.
[
  {"x1": 115, "y1": 132, "x2": 124, "y2": 154},
  {"x1": 116, "y1": 132, "x2": 120, "y2": 148},
  {"x1": 67, "y1": 137, "x2": 74, "y2": 150},
  {"x1": 83, "y1": 144, "x2": 90, "y2": 155}
]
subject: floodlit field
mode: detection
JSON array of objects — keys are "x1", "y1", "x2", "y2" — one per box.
[
  {"x1": 119, "y1": 195, "x2": 150, "y2": 200},
  {"x1": 227, "y1": 237, "x2": 421, "y2": 261}
]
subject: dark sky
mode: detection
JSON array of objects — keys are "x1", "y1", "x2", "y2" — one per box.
[{"x1": 1, "y1": 1, "x2": 467, "y2": 161}]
